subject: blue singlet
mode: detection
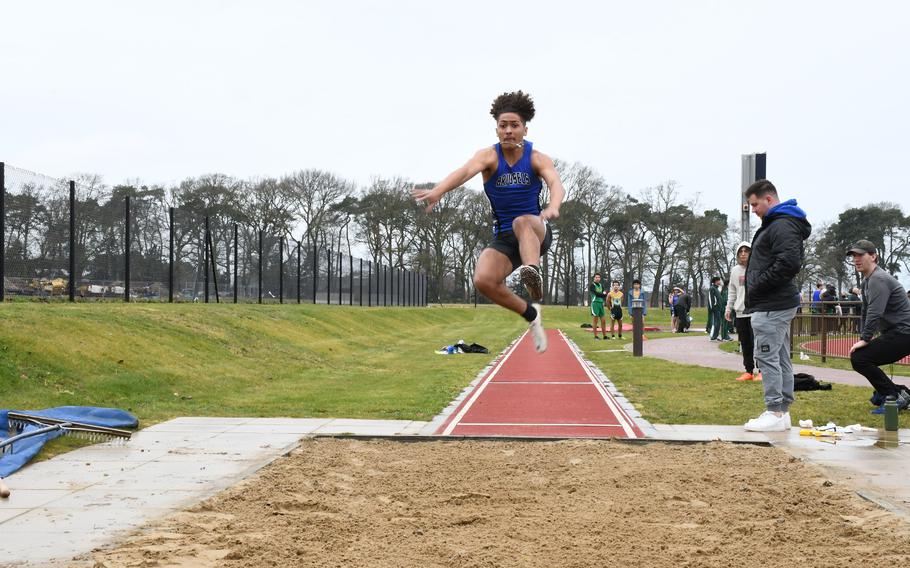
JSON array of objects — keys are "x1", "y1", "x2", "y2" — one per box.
[{"x1": 482, "y1": 141, "x2": 543, "y2": 235}]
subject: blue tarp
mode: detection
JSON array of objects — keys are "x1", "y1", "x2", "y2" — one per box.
[{"x1": 0, "y1": 406, "x2": 138, "y2": 478}]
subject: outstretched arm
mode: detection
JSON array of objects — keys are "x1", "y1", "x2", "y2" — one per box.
[
  {"x1": 532, "y1": 151, "x2": 565, "y2": 221},
  {"x1": 412, "y1": 148, "x2": 495, "y2": 212}
]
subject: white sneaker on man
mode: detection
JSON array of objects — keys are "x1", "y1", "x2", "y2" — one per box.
[
  {"x1": 529, "y1": 303, "x2": 547, "y2": 354},
  {"x1": 744, "y1": 411, "x2": 791, "y2": 432}
]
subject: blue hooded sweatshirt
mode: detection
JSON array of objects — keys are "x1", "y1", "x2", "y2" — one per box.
[{"x1": 744, "y1": 199, "x2": 812, "y2": 312}]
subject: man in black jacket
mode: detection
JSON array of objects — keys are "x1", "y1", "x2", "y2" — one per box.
[{"x1": 742, "y1": 180, "x2": 812, "y2": 432}]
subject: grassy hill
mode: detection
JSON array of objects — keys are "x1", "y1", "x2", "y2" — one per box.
[
  {"x1": 1, "y1": 302, "x2": 880, "y2": 438},
  {"x1": 1, "y1": 303, "x2": 536, "y2": 425}
]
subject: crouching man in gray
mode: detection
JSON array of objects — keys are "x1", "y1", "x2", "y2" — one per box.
[
  {"x1": 742, "y1": 180, "x2": 811, "y2": 432},
  {"x1": 847, "y1": 240, "x2": 910, "y2": 412}
]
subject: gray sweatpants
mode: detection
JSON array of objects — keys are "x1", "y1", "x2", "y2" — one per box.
[{"x1": 751, "y1": 307, "x2": 797, "y2": 412}]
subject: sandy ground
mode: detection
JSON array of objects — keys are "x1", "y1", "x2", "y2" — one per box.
[{"x1": 81, "y1": 438, "x2": 910, "y2": 568}]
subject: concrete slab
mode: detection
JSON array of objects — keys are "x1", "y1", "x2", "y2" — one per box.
[{"x1": 0, "y1": 416, "x2": 428, "y2": 566}]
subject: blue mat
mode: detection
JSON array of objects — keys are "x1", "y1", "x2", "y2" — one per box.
[{"x1": 0, "y1": 406, "x2": 138, "y2": 478}]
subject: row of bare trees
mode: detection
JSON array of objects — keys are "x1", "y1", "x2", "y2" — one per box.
[{"x1": 4, "y1": 162, "x2": 910, "y2": 304}]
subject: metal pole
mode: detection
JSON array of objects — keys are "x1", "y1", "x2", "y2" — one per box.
[
  {"x1": 349, "y1": 254, "x2": 353, "y2": 306},
  {"x1": 68, "y1": 181, "x2": 75, "y2": 302},
  {"x1": 258, "y1": 229, "x2": 263, "y2": 304},
  {"x1": 368, "y1": 261, "x2": 372, "y2": 307},
  {"x1": 632, "y1": 300, "x2": 644, "y2": 357},
  {"x1": 168, "y1": 208, "x2": 174, "y2": 303},
  {"x1": 740, "y1": 152, "x2": 766, "y2": 244},
  {"x1": 297, "y1": 241, "x2": 301, "y2": 304},
  {"x1": 327, "y1": 249, "x2": 332, "y2": 305},
  {"x1": 279, "y1": 236, "x2": 284, "y2": 304},
  {"x1": 337, "y1": 251, "x2": 342, "y2": 305},
  {"x1": 225, "y1": 229, "x2": 230, "y2": 302},
  {"x1": 207, "y1": 223, "x2": 219, "y2": 303},
  {"x1": 124, "y1": 195, "x2": 131, "y2": 302},
  {"x1": 359, "y1": 258, "x2": 363, "y2": 306},
  {"x1": 0, "y1": 162, "x2": 4, "y2": 303},
  {"x1": 233, "y1": 223, "x2": 238, "y2": 303},
  {"x1": 204, "y1": 216, "x2": 210, "y2": 303}
]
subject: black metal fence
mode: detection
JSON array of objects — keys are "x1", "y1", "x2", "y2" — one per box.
[
  {"x1": 0, "y1": 163, "x2": 426, "y2": 306},
  {"x1": 790, "y1": 301, "x2": 909, "y2": 365}
]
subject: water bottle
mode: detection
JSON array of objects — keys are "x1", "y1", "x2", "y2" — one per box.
[{"x1": 884, "y1": 396, "x2": 899, "y2": 432}]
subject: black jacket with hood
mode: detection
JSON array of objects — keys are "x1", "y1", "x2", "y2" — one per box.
[{"x1": 744, "y1": 199, "x2": 812, "y2": 313}]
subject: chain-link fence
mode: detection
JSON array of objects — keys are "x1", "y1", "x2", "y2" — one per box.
[{"x1": 1, "y1": 163, "x2": 426, "y2": 306}]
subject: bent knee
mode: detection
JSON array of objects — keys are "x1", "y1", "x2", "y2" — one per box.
[
  {"x1": 850, "y1": 351, "x2": 869, "y2": 370},
  {"x1": 473, "y1": 274, "x2": 497, "y2": 294},
  {"x1": 511, "y1": 214, "x2": 539, "y2": 231}
]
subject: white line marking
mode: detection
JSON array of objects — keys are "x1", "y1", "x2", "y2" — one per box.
[
  {"x1": 458, "y1": 423, "x2": 624, "y2": 427},
  {"x1": 441, "y1": 330, "x2": 529, "y2": 436},
  {"x1": 488, "y1": 381, "x2": 592, "y2": 385},
  {"x1": 558, "y1": 329, "x2": 639, "y2": 438}
]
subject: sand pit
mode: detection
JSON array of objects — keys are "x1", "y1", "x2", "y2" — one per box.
[{"x1": 83, "y1": 438, "x2": 910, "y2": 567}]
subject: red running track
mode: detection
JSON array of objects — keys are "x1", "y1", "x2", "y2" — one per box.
[{"x1": 436, "y1": 329, "x2": 644, "y2": 438}]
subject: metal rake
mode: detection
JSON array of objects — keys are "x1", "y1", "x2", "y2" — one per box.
[{"x1": 1, "y1": 411, "x2": 132, "y2": 455}]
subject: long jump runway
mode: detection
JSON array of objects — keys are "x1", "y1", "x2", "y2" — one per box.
[{"x1": 437, "y1": 329, "x2": 644, "y2": 438}]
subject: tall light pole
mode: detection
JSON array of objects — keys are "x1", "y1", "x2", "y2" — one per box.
[{"x1": 740, "y1": 152, "x2": 766, "y2": 243}]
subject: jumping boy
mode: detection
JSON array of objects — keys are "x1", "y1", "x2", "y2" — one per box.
[{"x1": 412, "y1": 91, "x2": 565, "y2": 353}]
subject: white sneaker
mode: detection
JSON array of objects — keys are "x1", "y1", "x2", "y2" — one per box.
[
  {"x1": 520, "y1": 265, "x2": 543, "y2": 302},
  {"x1": 744, "y1": 411, "x2": 791, "y2": 432},
  {"x1": 529, "y1": 303, "x2": 547, "y2": 354}
]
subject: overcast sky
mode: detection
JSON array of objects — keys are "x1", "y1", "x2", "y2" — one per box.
[{"x1": 2, "y1": 1, "x2": 908, "y2": 230}]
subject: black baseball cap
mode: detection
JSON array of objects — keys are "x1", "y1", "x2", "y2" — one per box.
[{"x1": 846, "y1": 240, "x2": 877, "y2": 256}]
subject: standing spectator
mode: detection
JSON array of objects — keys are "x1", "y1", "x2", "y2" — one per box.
[
  {"x1": 821, "y1": 284, "x2": 838, "y2": 314},
  {"x1": 588, "y1": 273, "x2": 607, "y2": 340},
  {"x1": 726, "y1": 242, "x2": 759, "y2": 381},
  {"x1": 669, "y1": 288, "x2": 679, "y2": 332},
  {"x1": 723, "y1": 279, "x2": 736, "y2": 337},
  {"x1": 847, "y1": 240, "x2": 910, "y2": 413},
  {"x1": 607, "y1": 280, "x2": 624, "y2": 339},
  {"x1": 742, "y1": 180, "x2": 812, "y2": 432},
  {"x1": 846, "y1": 286, "x2": 862, "y2": 333},
  {"x1": 627, "y1": 279, "x2": 648, "y2": 321},
  {"x1": 708, "y1": 276, "x2": 730, "y2": 341},
  {"x1": 674, "y1": 286, "x2": 692, "y2": 333},
  {"x1": 811, "y1": 282, "x2": 824, "y2": 313}
]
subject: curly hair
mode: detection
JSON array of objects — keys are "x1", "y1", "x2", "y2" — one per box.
[{"x1": 490, "y1": 90, "x2": 535, "y2": 123}]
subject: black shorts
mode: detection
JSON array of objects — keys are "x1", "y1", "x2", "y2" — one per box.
[
  {"x1": 486, "y1": 223, "x2": 553, "y2": 272},
  {"x1": 610, "y1": 306, "x2": 623, "y2": 320}
]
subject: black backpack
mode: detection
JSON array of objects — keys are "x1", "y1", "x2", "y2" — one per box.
[{"x1": 794, "y1": 372, "x2": 832, "y2": 391}]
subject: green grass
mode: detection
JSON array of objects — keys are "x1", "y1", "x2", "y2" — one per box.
[
  {"x1": 0, "y1": 303, "x2": 538, "y2": 425},
  {"x1": 0, "y1": 302, "x2": 889, "y2": 456}
]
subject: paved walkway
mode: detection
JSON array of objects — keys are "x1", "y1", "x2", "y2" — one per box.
[{"x1": 630, "y1": 333, "x2": 910, "y2": 387}]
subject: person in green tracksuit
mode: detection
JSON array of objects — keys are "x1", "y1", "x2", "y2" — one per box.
[
  {"x1": 589, "y1": 273, "x2": 607, "y2": 340},
  {"x1": 708, "y1": 276, "x2": 730, "y2": 341}
]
